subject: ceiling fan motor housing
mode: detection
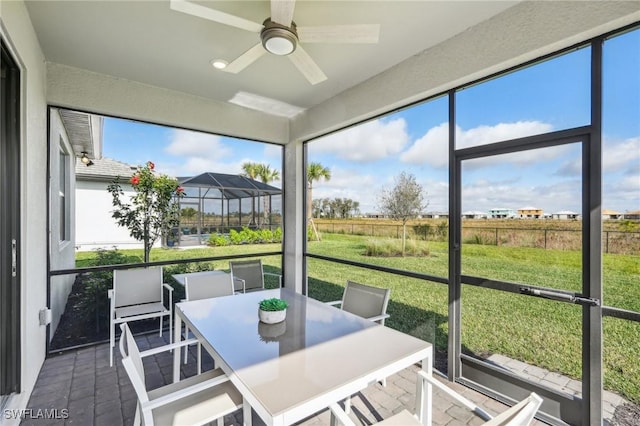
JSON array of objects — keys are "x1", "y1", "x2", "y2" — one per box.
[{"x1": 261, "y1": 19, "x2": 298, "y2": 55}]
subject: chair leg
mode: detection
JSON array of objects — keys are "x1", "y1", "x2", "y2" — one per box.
[
  {"x1": 110, "y1": 320, "x2": 115, "y2": 367},
  {"x1": 243, "y1": 397, "x2": 253, "y2": 426},
  {"x1": 159, "y1": 316, "x2": 163, "y2": 337},
  {"x1": 133, "y1": 404, "x2": 141, "y2": 426},
  {"x1": 197, "y1": 342, "x2": 202, "y2": 374},
  {"x1": 183, "y1": 326, "x2": 189, "y2": 364}
]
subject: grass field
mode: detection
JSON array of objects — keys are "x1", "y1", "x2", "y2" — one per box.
[{"x1": 75, "y1": 233, "x2": 639, "y2": 403}]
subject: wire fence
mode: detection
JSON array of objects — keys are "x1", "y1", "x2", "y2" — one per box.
[{"x1": 314, "y1": 221, "x2": 640, "y2": 255}]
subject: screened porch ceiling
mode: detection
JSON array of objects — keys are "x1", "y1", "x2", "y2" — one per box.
[{"x1": 24, "y1": 1, "x2": 639, "y2": 144}]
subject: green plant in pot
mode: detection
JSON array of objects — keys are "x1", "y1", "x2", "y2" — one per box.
[{"x1": 258, "y1": 298, "x2": 288, "y2": 324}]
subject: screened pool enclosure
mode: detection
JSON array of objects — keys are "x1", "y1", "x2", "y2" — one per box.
[{"x1": 175, "y1": 172, "x2": 282, "y2": 246}]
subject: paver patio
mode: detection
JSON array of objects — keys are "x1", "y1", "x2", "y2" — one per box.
[{"x1": 23, "y1": 332, "x2": 614, "y2": 426}]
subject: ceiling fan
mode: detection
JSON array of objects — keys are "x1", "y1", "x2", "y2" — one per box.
[{"x1": 170, "y1": 0, "x2": 380, "y2": 85}]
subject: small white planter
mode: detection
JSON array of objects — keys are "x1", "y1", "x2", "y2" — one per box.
[{"x1": 259, "y1": 308, "x2": 286, "y2": 324}]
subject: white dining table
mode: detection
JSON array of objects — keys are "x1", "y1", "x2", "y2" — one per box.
[{"x1": 173, "y1": 288, "x2": 433, "y2": 426}]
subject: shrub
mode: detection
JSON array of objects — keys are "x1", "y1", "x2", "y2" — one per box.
[
  {"x1": 229, "y1": 229, "x2": 244, "y2": 244},
  {"x1": 464, "y1": 233, "x2": 495, "y2": 245},
  {"x1": 77, "y1": 248, "x2": 131, "y2": 332},
  {"x1": 435, "y1": 221, "x2": 448, "y2": 241},
  {"x1": 208, "y1": 227, "x2": 283, "y2": 246},
  {"x1": 208, "y1": 234, "x2": 230, "y2": 246},
  {"x1": 364, "y1": 238, "x2": 429, "y2": 257},
  {"x1": 413, "y1": 223, "x2": 432, "y2": 240}
]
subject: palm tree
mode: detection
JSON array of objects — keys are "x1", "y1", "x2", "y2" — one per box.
[
  {"x1": 257, "y1": 164, "x2": 280, "y2": 226},
  {"x1": 307, "y1": 162, "x2": 331, "y2": 221},
  {"x1": 241, "y1": 162, "x2": 261, "y2": 225}
]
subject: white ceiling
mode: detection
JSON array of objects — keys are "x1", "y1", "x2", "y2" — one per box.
[{"x1": 24, "y1": 0, "x2": 520, "y2": 115}]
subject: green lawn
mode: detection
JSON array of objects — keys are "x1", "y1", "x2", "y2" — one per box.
[{"x1": 76, "y1": 235, "x2": 639, "y2": 403}]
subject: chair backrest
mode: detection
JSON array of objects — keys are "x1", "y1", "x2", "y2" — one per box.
[
  {"x1": 230, "y1": 259, "x2": 264, "y2": 292},
  {"x1": 483, "y1": 392, "x2": 543, "y2": 426},
  {"x1": 341, "y1": 280, "x2": 390, "y2": 320},
  {"x1": 185, "y1": 273, "x2": 234, "y2": 301},
  {"x1": 118, "y1": 323, "x2": 150, "y2": 404},
  {"x1": 113, "y1": 267, "x2": 163, "y2": 308}
]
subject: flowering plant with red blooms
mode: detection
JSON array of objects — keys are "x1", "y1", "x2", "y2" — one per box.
[{"x1": 108, "y1": 161, "x2": 185, "y2": 262}]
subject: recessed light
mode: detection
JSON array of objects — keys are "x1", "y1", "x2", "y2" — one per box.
[{"x1": 211, "y1": 59, "x2": 228, "y2": 70}]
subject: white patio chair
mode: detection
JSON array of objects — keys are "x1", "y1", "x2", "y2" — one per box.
[
  {"x1": 119, "y1": 323, "x2": 243, "y2": 426},
  {"x1": 327, "y1": 280, "x2": 391, "y2": 325},
  {"x1": 109, "y1": 267, "x2": 173, "y2": 367},
  {"x1": 229, "y1": 259, "x2": 282, "y2": 293},
  {"x1": 327, "y1": 280, "x2": 391, "y2": 412},
  {"x1": 182, "y1": 272, "x2": 234, "y2": 371},
  {"x1": 329, "y1": 370, "x2": 543, "y2": 426}
]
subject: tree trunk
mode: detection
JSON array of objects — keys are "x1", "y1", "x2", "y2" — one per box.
[
  {"x1": 144, "y1": 221, "x2": 150, "y2": 263},
  {"x1": 401, "y1": 222, "x2": 406, "y2": 256},
  {"x1": 307, "y1": 183, "x2": 313, "y2": 221},
  {"x1": 263, "y1": 195, "x2": 269, "y2": 226}
]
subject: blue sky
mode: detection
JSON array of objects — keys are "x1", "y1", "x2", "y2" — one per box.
[{"x1": 103, "y1": 28, "x2": 639, "y2": 215}]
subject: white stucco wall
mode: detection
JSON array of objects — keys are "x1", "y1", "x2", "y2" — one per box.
[
  {"x1": 76, "y1": 179, "x2": 158, "y2": 251},
  {"x1": 0, "y1": 0, "x2": 48, "y2": 421},
  {"x1": 48, "y1": 110, "x2": 77, "y2": 339}
]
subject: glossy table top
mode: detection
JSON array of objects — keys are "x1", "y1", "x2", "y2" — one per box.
[{"x1": 176, "y1": 288, "x2": 432, "y2": 425}]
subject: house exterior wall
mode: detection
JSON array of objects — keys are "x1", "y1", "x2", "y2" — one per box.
[
  {"x1": 76, "y1": 179, "x2": 156, "y2": 251},
  {"x1": 48, "y1": 110, "x2": 77, "y2": 339},
  {"x1": 489, "y1": 208, "x2": 516, "y2": 218},
  {"x1": 518, "y1": 208, "x2": 544, "y2": 218},
  {"x1": 0, "y1": 0, "x2": 49, "y2": 420}
]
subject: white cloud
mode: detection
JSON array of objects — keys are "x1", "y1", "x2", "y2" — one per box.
[
  {"x1": 165, "y1": 129, "x2": 231, "y2": 158},
  {"x1": 310, "y1": 118, "x2": 409, "y2": 162},
  {"x1": 603, "y1": 136, "x2": 640, "y2": 173},
  {"x1": 401, "y1": 121, "x2": 555, "y2": 168},
  {"x1": 457, "y1": 121, "x2": 553, "y2": 149},
  {"x1": 310, "y1": 167, "x2": 378, "y2": 211},
  {"x1": 162, "y1": 130, "x2": 283, "y2": 184},
  {"x1": 263, "y1": 143, "x2": 283, "y2": 160},
  {"x1": 400, "y1": 122, "x2": 448, "y2": 167}
]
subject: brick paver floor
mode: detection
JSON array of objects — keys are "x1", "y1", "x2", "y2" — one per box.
[{"x1": 21, "y1": 333, "x2": 588, "y2": 425}]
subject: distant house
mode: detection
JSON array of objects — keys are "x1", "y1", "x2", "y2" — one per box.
[
  {"x1": 364, "y1": 212, "x2": 388, "y2": 219},
  {"x1": 602, "y1": 209, "x2": 622, "y2": 220},
  {"x1": 462, "y1": 211, "x2": 487, "y2": 219},
  {"x1": 552, "y1": 210, "x2": 580, "y2": 220},
  {"x1": 75, "y1": 158, "x2": 156, "y2": 251},
  {"x1": 518, "y1": 206, "x2": 543, "y2": 219},
  {"x1": 489, "y1": 208, "x2": 516, "y2": 219},
  {"x1": 423, "y1": 212, "x2": 449, "y2": 219},
  {"x1": 623, "y1": 210, "x2": 640, "y2": 220}
]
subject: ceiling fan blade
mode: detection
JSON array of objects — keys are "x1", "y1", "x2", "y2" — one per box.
[
  {"x1": 288, "y1": 46, "x2": 327, "y2": 85},
  {"x1": 223, "y1": 43, "x2": 267, "y2": 74},
  {"x1": 270, "y1": 0, "x2": 296, "y2": 26},
  {"x1": 170, "y1": 0, "x2": 263, "y2": 33},
  {"x1": 298, "y1": 24, "x2": 380, "y2": 44}
]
